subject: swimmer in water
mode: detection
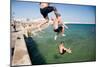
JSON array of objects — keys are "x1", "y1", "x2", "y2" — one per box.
[{"x1": 58, "y1": 41, "x2": 72, "y2": 55}]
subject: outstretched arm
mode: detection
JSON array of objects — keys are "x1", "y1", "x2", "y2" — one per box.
[
  {"x1": 63, "y1": 24, "x2": 68, "y2": 29},
  {"x1": 60, "y1": 20, "x2": 68, "y2": 29}
]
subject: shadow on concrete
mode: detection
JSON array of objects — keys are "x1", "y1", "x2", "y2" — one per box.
[
  {"x1": 11, "y1": 48, "x2": 14, "y2": 56},
  {"x1": 23, "y1": 35, "x2": 46, "y2": 65}
]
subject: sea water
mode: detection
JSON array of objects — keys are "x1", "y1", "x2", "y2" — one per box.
[{"x1": 25, "y1": 24, "x2": 96, "y2": 64}]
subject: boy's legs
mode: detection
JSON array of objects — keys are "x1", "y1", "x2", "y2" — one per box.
[
  {"x1": 61, "y1": 26, "x2": 66, "y2": 36},
  {"x1": 39, "y1": 6, "x2": 54, "y2": 27},
  {"x1": 40, "y1": 6, "x2": 61, "y2": 23}
]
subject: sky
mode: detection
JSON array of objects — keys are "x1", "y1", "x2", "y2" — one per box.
[{"x1": 11, "y1": 0, "x2": 96, "y2": 24}]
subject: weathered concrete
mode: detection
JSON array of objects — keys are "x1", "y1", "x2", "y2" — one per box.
[
  {"x1": 11, "y1": 19, "x2": 52, "y2": 66},
  {"x1": 11, "y1": 22, "x2": 32, "y2": 66},
  {"x1": 11, "y1": 31, "x2": 31, "y2": 66}
]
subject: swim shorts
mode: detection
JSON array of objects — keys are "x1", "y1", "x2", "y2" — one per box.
[
  {"x1": 40, "y1": 6, "x2": 61, "y2": 18},
  {"x1": 54, "y1": 26, "x2": 63, "y2": 33}
]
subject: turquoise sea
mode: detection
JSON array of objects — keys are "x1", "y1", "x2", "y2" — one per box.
[{"x1": 24, "y1": 24, "x2": 96, "y2": 65}]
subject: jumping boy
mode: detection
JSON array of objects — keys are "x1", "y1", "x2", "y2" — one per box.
[
  {"x1": 51, "y1": 16, "x2": 68, "y2": 40},
  {"x1": 39, "y1": 2, "x2": 61, "y2": 27}
]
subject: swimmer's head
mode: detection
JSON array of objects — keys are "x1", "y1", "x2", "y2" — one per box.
[{"x1": 60, "y1": 41, "x2": 64, "y2": 44}]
